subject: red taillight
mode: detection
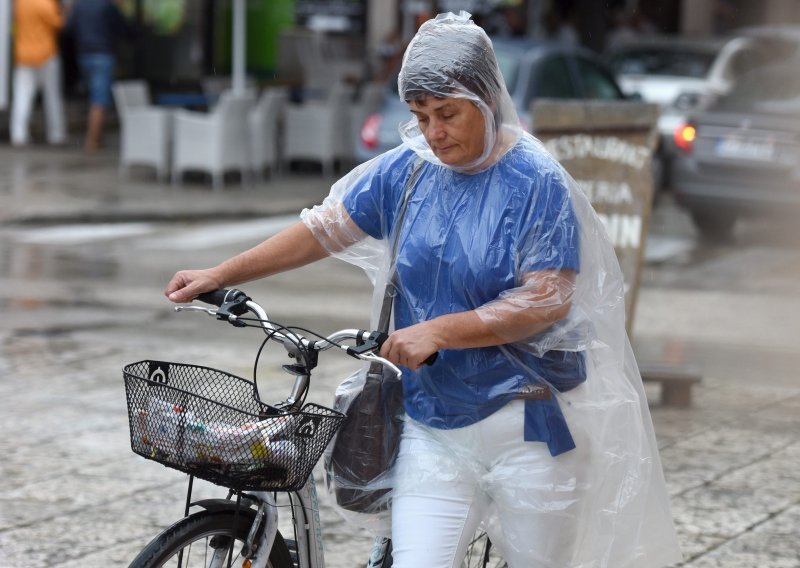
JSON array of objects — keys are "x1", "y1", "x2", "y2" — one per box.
[
  {"x1": 674, "y1": 123, "x2": 696, "y2": 153},
  {"x1": 360, "y1": 113, "x2": 382, "y2": 150}
]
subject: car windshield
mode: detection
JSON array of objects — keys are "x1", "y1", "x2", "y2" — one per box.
[
  {"x1": 716, "y1": 64, "x2": 800, "y2": 113},
  {"x1": 609, "y1": 46, "x2": 716, "y2": 78}
]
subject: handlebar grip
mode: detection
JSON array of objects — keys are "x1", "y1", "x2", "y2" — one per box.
[
  {"x1": 196, "y1": 289, "x2": 232, "y2": 306},
  {"x1": 371, "y1": 331, "x2": 438, "y2": 366},
  {"x1": 196, "y1": 288, "x2": 249, "y2": 307}
]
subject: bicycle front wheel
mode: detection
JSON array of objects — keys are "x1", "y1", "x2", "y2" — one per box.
[
  {"x1": 462, "y1": 531, "x2": 507, "y2": 568},
  {"x1": 129, "y1": 509, "x2": 293, "y2": 568}
]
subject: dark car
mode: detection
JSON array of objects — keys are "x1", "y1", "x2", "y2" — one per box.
[
  {"x1": 356, "y1": 39, "x2": 627, "y2": 163},
  {"x1": 670, "y1": 59, "x2": 800, "y2": 240}
]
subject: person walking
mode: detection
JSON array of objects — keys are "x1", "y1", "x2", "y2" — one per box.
[
  {"x1": 165, "y1": 12, "x2": 682, "y2": 567},
  {"x1": 65, "y1": 0, "x2": 130, "y2": 151},
  {"x1": 10, "y1": 0, "x2": 67, "y2": 147}
]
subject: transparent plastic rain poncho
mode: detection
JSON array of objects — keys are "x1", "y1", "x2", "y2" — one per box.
[{"x1": 304, "y1": 12, "x2": 682, "y2": 567}]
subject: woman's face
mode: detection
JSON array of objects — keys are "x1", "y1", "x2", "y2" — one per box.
[{"x1": 408, "y1": 97, "x2": 486, "y2": 167}]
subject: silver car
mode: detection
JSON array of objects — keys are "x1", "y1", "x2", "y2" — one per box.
[
  {"x1": 606, "y1": 34, "x2": 792, "y2": 189},
  {"x1": 671, "y1": 59, "x2": 800, "y2": 240}
]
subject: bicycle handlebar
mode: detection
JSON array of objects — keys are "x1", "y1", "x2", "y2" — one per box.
[{"x1": 184, "y1": 288, "x2": 437, "y2": 369}]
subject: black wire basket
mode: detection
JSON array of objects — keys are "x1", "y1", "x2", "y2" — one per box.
[{"x1": 123, "y1": 360, "x2": 345, "y2": 491}]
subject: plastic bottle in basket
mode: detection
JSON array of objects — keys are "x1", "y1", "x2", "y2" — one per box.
[
  {"x1": 187, "y1": 419, "x2": 297, "y2": 466},
  {"x1": 144, "y1": 399, "x2": 198, "y2": 458}
]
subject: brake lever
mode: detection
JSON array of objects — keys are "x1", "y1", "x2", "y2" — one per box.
[
  {"x1": 359, "y1": 352, "x2": 402, "y2": 378},
  {"x1": 175, "y1": 305, "x2": 218, "y2": 316}
]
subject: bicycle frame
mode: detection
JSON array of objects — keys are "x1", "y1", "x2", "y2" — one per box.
[{"x1": 128, "y1": 289, "x2": 403, "y2": 568}]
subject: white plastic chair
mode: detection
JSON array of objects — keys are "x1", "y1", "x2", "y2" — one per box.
[
  {"x1": 171, "y1": 90, "x2": 256, "y2": 190},
  {"x1": 285, "y1": 29, "x2": 364, "y2": 100},
  {"x1": 283, "y1": 82, "x2": 354, "y2": 176},
  {"x1": 201, "y1": 76, "x2": 258, "y2": 108},
  {"x1": 249, "y1": 87, "x2": 288, "y2": 179},
  {"x1": 112, "y1": 80, "x2": 172, "y2": 181}
]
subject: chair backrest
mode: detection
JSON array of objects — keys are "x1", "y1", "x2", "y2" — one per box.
[
  {"x1": 112, "y1": 80, "x2": 150, "y2": 111},
  {"x1": 327, "y1": 81, "x2": 355, "y2": 108},
  {"x1": 203, "y1": 77, "x2": 257, "y2": 108},
  {"x1": 215, "y1": 90, "x2": 256, "y2": 121},
  {"x1": 252, "y1": 88, "x2": 288, "y2": 140},
  {"x1": 215, "y1": 91, "x2": 256, "y2": 162},
  {"x1": 254, "y1": 87, "x2": 288, "y2": 120},
  {"x1": 249, "y1": 88, "x2": 289, "y2": 169}
]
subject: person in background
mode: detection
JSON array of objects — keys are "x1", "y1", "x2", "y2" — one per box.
[
  {"x1": 481, "y1": 0, "x2": 527, "y2": 38},
  {"x1": 10, "y1": 0, "x2": 67, "y2": 147},
  {"x1": 65, "y1": 0, "x2": 131, "y2": 152}
]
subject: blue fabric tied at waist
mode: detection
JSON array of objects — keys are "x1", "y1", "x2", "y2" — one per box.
[
  {"x1": 521, "y1": 349, "x2": 586, "y2": 456},
  {"x1": 524, "y1": 397, "x2": 576, "y2": 456}
]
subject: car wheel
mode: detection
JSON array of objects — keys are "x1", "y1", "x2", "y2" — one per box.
[
  {"x1": 690, "y1": 210, "x2": 737, "y2": 241},
  {"x1": 651, "y1": 154, "x2": 664, "y2": 192},
  {"x1": 650, "y1": 146, "x2": 671, "y2": 204}
]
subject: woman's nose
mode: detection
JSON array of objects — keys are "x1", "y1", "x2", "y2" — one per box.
[{"x1": 427, "y1": 118, "x2": 446, "y2": 140}]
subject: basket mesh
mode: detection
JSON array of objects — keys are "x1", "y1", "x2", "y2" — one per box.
[{"x1": 123, "y1": 360, "x2": 344, "y2": 491}]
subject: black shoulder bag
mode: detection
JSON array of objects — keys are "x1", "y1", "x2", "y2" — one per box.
[{"x1": 327, "y1": 159, "x2": 424, "y2": 514}]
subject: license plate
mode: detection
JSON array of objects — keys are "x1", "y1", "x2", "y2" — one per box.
[{"x1": 715, "y1": 136, "x2": 775, "y2": 161}]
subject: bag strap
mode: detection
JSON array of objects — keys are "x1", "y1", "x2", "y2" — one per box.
[
  {"x1": 370, "y1": 158, "x2": 424, "y2": 375},
  {"x1": 376, "y1": 158, "x2": 424, "y2": 334}
]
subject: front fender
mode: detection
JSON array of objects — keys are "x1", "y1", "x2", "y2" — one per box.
[{"x1": 191, "y1": 498, "x2": 259, "y2": 514}]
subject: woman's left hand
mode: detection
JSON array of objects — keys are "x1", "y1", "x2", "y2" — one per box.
[{"x1": 380, "y1": 322, "x2": 443, "y2": 370}]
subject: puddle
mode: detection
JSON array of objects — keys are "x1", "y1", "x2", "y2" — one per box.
[{"x1": 2, "y1": 243, "x2": 119, "y2": 282}]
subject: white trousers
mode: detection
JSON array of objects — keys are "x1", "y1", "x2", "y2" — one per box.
[
  {"x1": 390, "y1": 391, "x2": 590, "y2": 568},
  {"x1": 10, "y1": 56, "x2": 66, "y2": 146}
]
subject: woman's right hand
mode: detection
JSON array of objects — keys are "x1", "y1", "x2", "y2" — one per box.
[{"x1": 165, "y1": 269, "x2": 224, "y2": 304}]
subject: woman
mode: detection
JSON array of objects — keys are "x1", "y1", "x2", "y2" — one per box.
[{"x1": 166, "y1": 12, "x2": 681, "y2": 568}]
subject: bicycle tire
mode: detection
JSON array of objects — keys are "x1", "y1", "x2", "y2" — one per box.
[
  {"x1": 382, "y1": 531, "x2": 507, "y2": 568},
  {"x1": 128, "y1": 509, "x2": 293, "y2": 568},
  {"x1": 462, "y1": 532, "x2": 507, "y2": 568}
]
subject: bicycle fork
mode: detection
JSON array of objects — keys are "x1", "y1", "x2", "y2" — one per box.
[
  {"x1": 245, "y1": 479, "x2": 327, "y2": 568},
  {"x1": 235, "y1": 492, "x2": 278, "y2": 568}
]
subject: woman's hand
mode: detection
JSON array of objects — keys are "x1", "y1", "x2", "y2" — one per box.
[
  {"x1": 165, "y1": 269, "x2": 224, "y2": 304},
  {"x1": 380, "y1": 321, "x2": 444, "y2": 370}
]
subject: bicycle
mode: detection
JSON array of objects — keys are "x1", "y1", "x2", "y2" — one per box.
[{"x1": 124, "y1": 288, "x2": 506, "y2": 568}]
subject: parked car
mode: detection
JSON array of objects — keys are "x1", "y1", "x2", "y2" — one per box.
[
  {"x1": 355, "y1": 39, "x2": 628, "y2": 164},
  {"x1": 606, "y1": 34, "x2": 793, "y2": 189},
  {"x1": 670, "y1": 58, "x2": 800, "y2": 240}
]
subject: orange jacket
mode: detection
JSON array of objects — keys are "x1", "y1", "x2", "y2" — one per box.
[{"x1": 14, "y1": 0, "x2": 63, "y2": 66}]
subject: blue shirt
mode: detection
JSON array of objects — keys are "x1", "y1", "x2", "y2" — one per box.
[
  {"x1": 344, "y1": 139, "x2": 584, "y2": 455},
  {"x1": 66, "y1": 0, "x2": 129, "y2": 55}
]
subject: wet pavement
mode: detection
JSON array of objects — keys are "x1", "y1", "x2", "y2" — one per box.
[{"x1": 1, "y1": 143, "x2": 799, "y2": 567}]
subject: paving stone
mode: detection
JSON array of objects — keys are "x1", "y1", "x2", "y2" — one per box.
[
  {"x1": 672, "y1": 527, "x2": 727, "y2": 561},
  {"x1": 670, "y1": 494, "x2": 771, "y2": 539},
  {"x1": 685, "y1": 552, "x2": 800, "y2": 568}
]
